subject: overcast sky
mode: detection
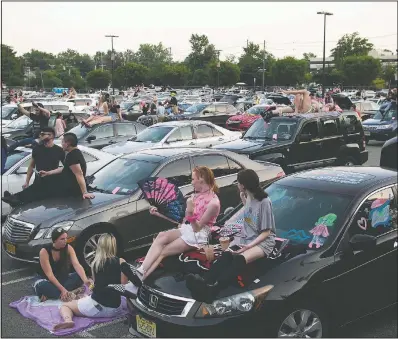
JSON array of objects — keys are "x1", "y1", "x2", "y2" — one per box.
[{"x1": 2, "y1": 2, "x2": 397, "y2": 61}]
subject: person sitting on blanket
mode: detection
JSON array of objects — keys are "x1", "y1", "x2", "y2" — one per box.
[
  {"x1": 185, "y1": 169, "x2": 277, "y2": 301},
  {"x1": 125, "y1": 166, "x2": 221, "y2": 286},
  {"x1": 34, "y1": 228, "x2": 93, "y2": 303},
  {"x1": 53, "y1": 234, "x2": 129, "y2": 331}
]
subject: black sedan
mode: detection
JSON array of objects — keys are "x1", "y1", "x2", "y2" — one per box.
[
  {"x1": 64, "y1": 121, "x2": 146, "y2": 149},
  {"x1": 125, "y1": 166, "x2": 397, "y2": 338}
]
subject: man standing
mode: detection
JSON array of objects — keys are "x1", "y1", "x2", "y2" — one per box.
[
  {"x1": 2, "y1": 127, "x2": 65, "y2": 206},
  {"x1": 169, "y1": 91, "x2": 178, "y2": 114}
]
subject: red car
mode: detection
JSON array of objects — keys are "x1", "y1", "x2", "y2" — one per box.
[{"x1": 226, "y1": 104, "x2": 272, "y2": 131}]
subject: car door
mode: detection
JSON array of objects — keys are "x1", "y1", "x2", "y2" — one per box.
[
  {"x1": 319, "y1": 117, "x2": 345, "y2": 166},
  {"x1": 289, "y1": 120, "x2": 323, "y2": 172},
  {"x1": 164, "y1": 126, "x2": 196, "y2": 148},
  {"x1": 132, "y1": 158, "x2": 193, "y2": 247},
  {"x1": 115, "y1": 123, "x2": 138, "y2": 144},
  {"x1": 328, "y1": 186, "x2": 397, "y2": 323},
  {"x1": 86, "y1": 124, "x2": 116, "y2": 149},
  {"x1": 191, "y1": 154, "x2": 242, "y2": 213},
  {"x1": 213, "y1": 104, "x2": 228, "y2": 125}
]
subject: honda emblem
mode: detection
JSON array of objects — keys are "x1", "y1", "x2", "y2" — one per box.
[{"x1": 149, "y1": 294, "x2": 158, "y2": 308}]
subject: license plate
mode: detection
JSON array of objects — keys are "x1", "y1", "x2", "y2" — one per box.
[
  {"x1": 364, "y1": 131, "x2": 370, "y2": 136},
  {"x1": 5, "y1": 242, "x2": 16, "y2": 255},
  {"x1": 136, "y1": 315, "x2": 156, "y2": 338}
]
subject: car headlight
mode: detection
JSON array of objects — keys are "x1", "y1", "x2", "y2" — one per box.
[
  {"x1": 195, "y1": 285, "x2": 273, "y2": 318},
  {"x1": 377, "y1": 125, "x2": 392, "y2": 130},
  {"x1": 3, "y1": 134, "x2": 11, "y2": 138},
  {"x1": 34, "y1": 221, "x2": 74, "y2": 240}
]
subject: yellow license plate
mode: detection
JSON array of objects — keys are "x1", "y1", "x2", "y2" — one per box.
[
  {"x1": 136, "y1": 314, "x2": 156, "y2": 337},
  {"x1": 5, "y1": 242, "x2": 16, "y2": 255}
]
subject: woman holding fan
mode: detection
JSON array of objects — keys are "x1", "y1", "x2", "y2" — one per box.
[{"x1": 125, "y1": 166, "x2": 220, "y2": 286}]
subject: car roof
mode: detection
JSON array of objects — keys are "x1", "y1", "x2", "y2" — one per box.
[{"x1": 277, "y1": 167, "x2": 397, "y2": 196}]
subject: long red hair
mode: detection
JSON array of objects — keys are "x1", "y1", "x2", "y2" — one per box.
[{"x1": 193, "y1": 166, "x2": 219, "y2": 193}]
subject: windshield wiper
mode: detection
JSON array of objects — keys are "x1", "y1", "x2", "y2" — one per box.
[{"x1": 87, "y1": 185, "x2": 106, "y2": 193}]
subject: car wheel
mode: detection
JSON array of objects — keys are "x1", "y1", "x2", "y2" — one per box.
[
  {"x1": 76, "y1": 226, "x2": 117, "y2": 271},
  {"x1": 342, "y1": 156, "x2": 358, "y2": 166},
  {"x1": 274, "y1": 307, "x2": 328, "y2": 338}
]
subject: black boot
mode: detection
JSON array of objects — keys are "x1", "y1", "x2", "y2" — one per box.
[
  {"x1": 2, "y1": 194, "x2": 22, "y2": 208},
  {"x1": 121, "y1": 262, "x2": 143, "y2": 287}
]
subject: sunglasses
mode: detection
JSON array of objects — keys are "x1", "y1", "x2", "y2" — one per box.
[{"x1": 40, "y1": 133, "x2": 53, "y2": 137}]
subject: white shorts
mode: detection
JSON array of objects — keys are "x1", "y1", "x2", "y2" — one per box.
[
  {"x1": 180, "y1": 223, "x2": 210, "y2": 247},
  {"x1": 77, "y1": 296, "x2": 124, "y2": 318}
]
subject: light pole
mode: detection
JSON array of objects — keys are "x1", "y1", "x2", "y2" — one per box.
[
  {"x1": 262, "y1": 40, "x2": 266, "y2": 92},
  {"x1": 215, "y1": 50, "x2": 221, "y2": 89},
  {"x1": 105, "y1": 34, "x2": 119, "y2": 94},
  {"x1": 317, "y1": 11, "x2": 333, "y2": 98}
]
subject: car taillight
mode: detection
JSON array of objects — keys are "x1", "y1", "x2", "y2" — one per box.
[
  {"x1": 362, "y1": 136, "x2": 366, "y2": 149},
  {"x1": 277, "y1": 171, "x2": 285, "y2": 178}
]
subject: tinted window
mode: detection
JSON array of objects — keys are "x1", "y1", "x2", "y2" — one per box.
[
  {"x1": 348, "y1": 187, "x2": 397, "y2": 239},
  {"x1": 227, "y1": 158, "x2": 242, "y2": 175},
  {"x1": 116, "y1": 123, "x2": 137, "y2": 136},
  {"x1": 157, "y1": 158, "x2": 192, "y2": 187},
  {"x1": 340, "y1": 114, "x2": 362, "y2": 134},
  {"x1": 320, "y1": 118, "x2": 340, "y2": 137},
  {"x1": 300, "y1": 121, "x2": 319, "y2": 139},
  {"x1": 212, "y1": 127, "x2": 223, "y2": 137},
  {"x1": 245, "y1": 118, "x2": 298, "y2": 141},
  {"x1": 91, "y1": 124, "x2": 114, "y2": 139},
  {"x1": 197, "y1": 125, "x2": 214, "y2": 138},
  {"x1": 167, "y1": 126, "x2": 193, "y2": 142},
  {"x1": 135, "y1": 126, "x2": 173, "y2": 143},
  {"x1": 215, "y1": 105, "x2": 227, "y2": 114},
  {"x1": 193, "y1": 155, "x2": 231, "y2": 177},
  {"x1": 82, "y1": 151, "x2": 97, "y2": 163},
  {"x1": 4, "y1": 151, "x2": 30, "y2": 172}
]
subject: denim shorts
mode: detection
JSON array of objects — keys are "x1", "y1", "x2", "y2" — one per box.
[{"x1": 77, "y1": 296, "x2": 124, "y2": 318}]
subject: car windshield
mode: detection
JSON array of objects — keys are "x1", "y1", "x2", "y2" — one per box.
[
  {"x1": 373, "y1": 105, "x2": 397, "y2": 121},
  {"x1": 246, "y1": 106, "x2": 267, "y2": 115},
  {"x1": 1, "y1": 106, "x2": 17, "y2": 118},
  {"x1": 226, "y1": 183, "x2": 351, "y2": 248},
  {"x1": 135, "y1": 126, "x2": 173, "y2": 143},
  {"x1": 244, "y1": 118, "x2": 298, "y2": 141},
  {"x1": 5, "y1": 115, "x2": 31, "y2": 129},
  {"x1": 121, "y1": 102, "x2": 134, "y2": 109},
  {"x1": 184, "y1": 103, "x2": 209, "y2": 114},
  {"x1": 4, "y1": 150, "x2": 30, "y2": 172},
  {"x1": 88, "y1": 158, "x2": 159, "y2": 195},
  {"x1": 66, "y1": 124, "x2": 90, "y2": 139}
]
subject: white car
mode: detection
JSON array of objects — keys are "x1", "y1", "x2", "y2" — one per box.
[
  {"x1": 1, "y1": 145, "x2": 117, "y2": 217},
  {"x1": 101, "y1": 120, "x2": 243, "y2": 155}
]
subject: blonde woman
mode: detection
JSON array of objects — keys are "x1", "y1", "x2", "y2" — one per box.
[
  {"x1": 53, "y1": 234, "x2": 128, "y2": 331},
  {"x1": 82, "y1": 94, "x2": 114, "y2": 127}
]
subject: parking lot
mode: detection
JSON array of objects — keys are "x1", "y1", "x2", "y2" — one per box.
[{"x1": 1, "y1": 142, "x2": 397, "y2": 338}]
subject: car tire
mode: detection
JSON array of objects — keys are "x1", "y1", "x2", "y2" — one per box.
[
  {"x1": 338, "y1": 156, "x2": 358, "y2": 166},
  {"x1": 268, "y1": 305, "x2": 330, "y2": 338},
  {"x1": 75, "y1": 226, "x2": 118, "y2": 271}
]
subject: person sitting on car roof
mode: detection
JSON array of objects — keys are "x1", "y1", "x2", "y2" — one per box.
[{"x1": 81, "y1": 94, "x2": 119, "y2": 127}]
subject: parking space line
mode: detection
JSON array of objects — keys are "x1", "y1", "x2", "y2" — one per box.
[
  {"x1": 1, "y1": 275, "x2": 35, "y2": 286},
  {"x1": 76, "y1": 332, "x2": 94, "y2": 338},
  {"x1": 1, "y1": 267, "x2": 30, "y2": 276},
  {"x1": 75, "y1": 317, "x2": 127, "y2": 337}
]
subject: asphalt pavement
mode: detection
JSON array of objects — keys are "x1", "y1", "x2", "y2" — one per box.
[{"x1": 1, "y1": 141, "x2": 397, "y2": 338}]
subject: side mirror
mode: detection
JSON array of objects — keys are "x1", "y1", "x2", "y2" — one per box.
[
  {"x1": 298, "y1": 134, "x2": 312, "y2": 143},
  {"x1": 203, "y1": 110, "x2": 209, "y2": 114},
  {"x1": 11, "y1": 114, "x2": 17, "y2": 120},
  {"x1": 86, "y1": 135, "x2": 96, "y2": 143},
  {"x1": 349, "y1": 234, "x2": 377, "y2": 252},
  {"x1": 16, "y1": 167, "x2": 28, "y2": 175}
]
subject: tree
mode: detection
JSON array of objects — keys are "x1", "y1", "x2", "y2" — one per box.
[
  {"x1": 1, "y1": 44, "x2": 24, "y2": 85},
  {"x1": 331, "y1": 32, "x2": 374, "y2": 66},
  {"x1": 191, "y1": 69, "x2": 210, "y2": 86},
  {"x1": 132, "y1": 43, "x2": 172, "y2": 69},
  {"x1": 23, "y1": 49, "x2": 57, "y2": 70},
  {"x1": 160, "y1": 63, "x2": 190, "y2": 86},
  {"x1": 340, "y1": 55, "x2": 381, "y2": 86},
  {"x1": 86, "y1": 69, "x2": 111, "y2": 89},
  {"x1": 185, "y1": 34, "x2": 217, "y2": 71},
  {"x1": 113, "y1": 63, "x2": 150, "y2": 88},
  {"x1": 271, "y1": 57, "x2": 307, "y2": 86},
  {"x1": 372, "y1": 78, "x2": 386, "y2": 90},
  {"x1": 303, "y1": 52, "x2": 317, "y2": 60},
  {"x1": 312, "y1": 68, "x2": 345, "y2": 86},
  {"x1": 207, "y1": 61, "x2": 240, "y2": 86},
  {"x1": 381, "y1": 64, "x2": 397, "y2": 84}
]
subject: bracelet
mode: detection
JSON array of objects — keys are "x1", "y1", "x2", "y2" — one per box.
[{"x1": 186, "y1": 214, "x2": 199, "y2": 223}]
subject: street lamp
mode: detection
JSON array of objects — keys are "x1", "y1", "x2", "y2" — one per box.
[
  {"x1": 317, "y1": 11, "x2": 333, "y2": 98},
  {"x1": 105, "y1": 34, "x2": 119, "y2": 94}
]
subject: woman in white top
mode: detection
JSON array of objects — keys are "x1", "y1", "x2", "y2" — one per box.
[{"x1": 81, "y1": 94, "x2": 118, "y2": 127}]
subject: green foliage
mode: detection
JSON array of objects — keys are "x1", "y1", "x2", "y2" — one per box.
[
  {"x1": 340, "y1": 55, "x2": 381, "y2": 86},
  {"x1": 271, "y1": 57, "x2": 308, "y2": 86},
  {"x1": 381, "y1": 64, "x2": 397, "y2": 84},
  {"x1": 114, "y1": 63, "x2": 150, "y2": 88},
  {"x1": 1, "y1": 44, "x2": 24, "y2": 85},
  {"x1": 86, "y1": 69, "x2": 111, "y2": 89},
  {"x1": 303, "y1": 52, "x2": 317, "y2": 60},
  {"x1": 207, "y1": 61, "x2": 240, "y2": 86},
  {"x1": 372, "y1": 78, "x2": 386, "y2": 90}
]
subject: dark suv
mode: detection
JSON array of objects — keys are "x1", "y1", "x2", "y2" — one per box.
[{"x1": 213, "y1": 112, "x2": 368, "y2": 173}]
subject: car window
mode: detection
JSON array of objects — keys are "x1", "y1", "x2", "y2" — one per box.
[
  {"x1": 320, "y1": 118, "x2": 340, "y2": 137},
  {"x1": 339, "y1": 114, "x2": 362, "y2": 134},
  {"x1": 197, "y1": 125, "x2": 214, "y2": 138},
  {"x1": 116, "y1": 123, "x2": 137, "y2": 136},
  {"x1": 167, "y1": 126, "x2": 193, "y2": 142},
  {"x1": 90, "y1": 124, "x2": 114, "y2": 139},
  {"x1": 212, "y1": 127, "x2": 223, "y2": 137},
  {"x1": 348, "y1": 187, "x2": 397, "y2": 239},
  {"x1": 215, "y1": 105, "x2": 227, "y2": 114},
  {"x1": 205, "y1": 105, "x2": 216, "y2": 113},
  {"x1": 5, "y1": 151, "x2": 30, "y2": 172},
  {"x1": 226, "y1": 158, "x2": 242, "y2": 175},
  {"x1": 192, "y1": 155, "x2": 231, "y2": 177},
  {"x1": 82, "y1": 151, "x2": 97, "y2": 163},
  {"x1": 157, "y1": 158, "x2": 192, "y2": 187},
  {"x1": 300, "y1": 121, "x2": 319, "y2": 139}
]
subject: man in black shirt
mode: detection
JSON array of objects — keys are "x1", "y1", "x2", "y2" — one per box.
[
  {"x1": 169, "y1": 91, "x2": 178, "y2": 114},
  {"x1": 2, "y1": 127, "x2": 65, "y2": 206}
]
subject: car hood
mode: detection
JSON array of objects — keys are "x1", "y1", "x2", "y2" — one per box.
[
  {"x1": 213, "y1": 138, "x2": 287, "y2": 153},
  {"x1": 8, "y1": 193, "x2": 127, "y2": 227},
  {"x1": 102, "y1": 141, "x2": 158, "y2": 155},
  {"x1": 1, "y1": 127, "x2": 20, "y2": 134}
]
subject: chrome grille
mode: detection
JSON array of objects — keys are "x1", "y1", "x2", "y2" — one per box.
[
  {"x1": 138, "y1": 285, "x2": 187, "y2": 316},
  {"x1": 3, "y1": 218, "x2": 35, "y2": 243}
]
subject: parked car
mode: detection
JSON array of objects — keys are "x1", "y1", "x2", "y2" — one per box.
[
  {"x1": 380, "y1": 136, "x2": 397, "y2": 171},
  {"x1": 120, "y1": 101, "x2": 144, "y2": 121},
  {"x1": 126, "y1": 166, "x2": 397, "y2": 338},
  {"x1": 1, "y1": 145, "x2": 117, "y2": 218},
  {"x1": 1, "y1": 148, "x2": 284, "y2": 269},
  {"x1": 101, "y1": 121, "x2": 242, "y2": 155},
  {"x1": 226, "y1": 103, "x2": 273, "y2": 131},
  {"x1": 213, "y1": 111, "x2": 368, "y2": 173},
  {"x1": 180, "y1": 103, "x2": 239, "y2": 126},
  {"x1": 362, "y1": 105, "x2": 397, "y2": 144},
  {"x1": 1, "y1": 104, "x2": 20, "y2": 126},
  {"x1": 2, "y1": 112, "x2": 90, "y2": 142},
  {"x1": 64, "y1": 121, "x2": 147, "y2": 150}
]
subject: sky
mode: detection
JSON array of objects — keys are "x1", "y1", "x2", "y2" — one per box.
[{"x1": 2, "y1": 2, "x2": 397, "y2": 61}]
